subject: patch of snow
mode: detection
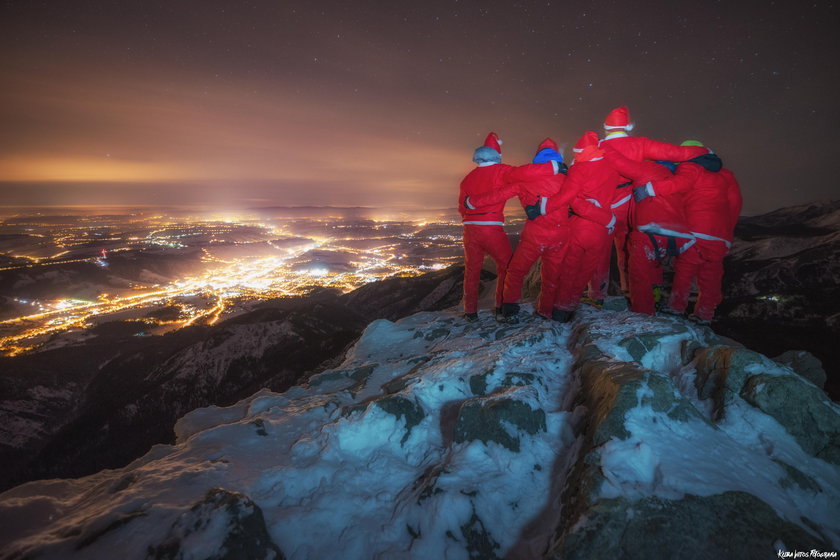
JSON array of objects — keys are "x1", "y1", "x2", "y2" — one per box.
[{"x1": 598, "y1": 379, "x2": 840, "y2": 546}]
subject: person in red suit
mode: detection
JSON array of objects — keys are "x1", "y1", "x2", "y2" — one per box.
[
  {"x1": 602, "y1": 147, "x2": 695, "y2": 315},
  {"x1": 585, "y1": 177, "x2": 632, "y2": 305},
  {"x1": 537, "y1": 131, "x2": 622, "y2": 322},
  {"x1": 631, "y1": 140, "x2": 743, "y2": 324},
  {"x1": 458, "y1": 132, "x2": 559, "y2": 321},
  {"x1": 588, "y1": 106, "x2": 712, "y2": 302}
]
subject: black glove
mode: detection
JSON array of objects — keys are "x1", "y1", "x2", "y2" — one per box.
[
  {"x1": 556, "y1": 162, "x2": 568, "y2": 175},
  {"x1": 689, "y1": 153, "x2": 722, "y2": 172},
  {"x1": 633, "y1": 183, "x2": 653, "y2": 203},
  {"x1": 525, "y1": 201, "x2": 542, "y2": 220}
]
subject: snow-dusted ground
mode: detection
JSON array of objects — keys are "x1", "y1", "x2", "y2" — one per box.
[{"x1": 0, "y1": 305, "x2": 838, "y2": 558}]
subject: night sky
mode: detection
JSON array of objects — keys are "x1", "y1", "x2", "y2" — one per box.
[{"x1": 2, "y1": 1, "x2": 838, "y2": 214}]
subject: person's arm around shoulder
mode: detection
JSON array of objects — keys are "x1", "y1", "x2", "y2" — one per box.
[
  {"x1": 603, "y1": 144, "x2": 650, "y2": 183},
  {"x1": 640, "y1": 137, "x2": 709, "y2": 162},
  {"x1": 505, "y1": 161, "x2": 563, "y2": 183},
  {"x1": 465, "y1": 182, "x2": 522, "y2": 209},
  {"x1": 647, "y1": 161, "x2": 702, "y2": 197}
]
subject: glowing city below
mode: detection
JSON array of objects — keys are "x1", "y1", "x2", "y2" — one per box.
[{"x1": 0, "y1": 208, "x2": 471, "y2": 356}]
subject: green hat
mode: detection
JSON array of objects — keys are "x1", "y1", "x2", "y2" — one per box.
[{"x1": 680, "y1": 140, "x2": 704, "y2": 147}]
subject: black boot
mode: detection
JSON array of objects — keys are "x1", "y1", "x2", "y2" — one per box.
[
  {"x1": 464, "y1": 312, "x2": 478, "y2": 322},
  {"x1": 688, "y1": 314, "x2": 711, "y2": 326},
  {"x1": 551, "y1": 308, "x2": 574, "y2": 323},
  {"x1": 500, "y1": 302, "x2": 520, "y2": 323}
]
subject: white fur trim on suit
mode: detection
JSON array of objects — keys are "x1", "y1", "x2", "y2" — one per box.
[
  {"x1": 638, "y1": 225, "x2": 698, "y2": 254},
  {"x1": 692, "y1": 231, "x2": 732, "y2": 248},
  {"x1": 603, "y1": 123, "x2": 634, "y2": 131},
  {"x1": 463, "y1": 221, "x2": 505, "y2": 226},
  {"x1": 638, "y1": 223, "x2": 695, "y2": 239},
  {"x1": 602, "y1": 131, "x2": 629, "y2": 140},
  {"x1": 611, "y1": 194, "x2": 632, "y2": 208}
]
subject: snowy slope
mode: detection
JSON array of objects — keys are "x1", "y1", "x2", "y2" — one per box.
[{"x1": 0, "y1": 305, "x2": 838, "y2": 559}]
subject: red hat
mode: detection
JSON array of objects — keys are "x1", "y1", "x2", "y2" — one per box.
[
  {"x1": 572, "y1": 131, "x2": 604, "y2": 162},
  {"x1": 572, "y1": 131, "x2": 600, "y2": 153},
  {"x1": 483, "y1": 132, "x2": 502, "y2": 154},
  {"x1": 603, "y1": 106, "x2": 634, "y2": 131},
  {"x1": 536, "y1": 138, "x2": 559, "y2": 152}
]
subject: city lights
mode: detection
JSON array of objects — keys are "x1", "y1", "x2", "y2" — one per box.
[{"x1": 0, "y1": 209, "x2": 466, "y2": 355}]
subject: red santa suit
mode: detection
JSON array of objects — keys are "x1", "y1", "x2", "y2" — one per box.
[
  {"x1": 588, "y1": 106, "x2": 710, "y2": 300},
  {"x1": 534, "y1": 173, "x2": 613, "y2": 316},
  {"x1": 587, "y1": 180, "x2": 632, "y2": 301},
  {"x1": 545, "y1": 132, "x2": 622, "y2": 317},
  {"x1": 603, "y1": 148, "x2": 695, "y2": 315},
  {"x1": 644, "y1": 155, "x2": 742, "y2": 321},
  {"x1": 459, "y1": 132, "x2": 557, "y2": 315}
]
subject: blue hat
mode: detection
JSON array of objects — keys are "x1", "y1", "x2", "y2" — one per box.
[
  {"x1": 533, "y1": 148, "x2": 563, "y2": 164},
  {"x1": 473, "y1": 146, "x2": 502, "y2": 164}
]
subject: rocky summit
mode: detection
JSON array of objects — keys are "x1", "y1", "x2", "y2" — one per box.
[{"x1": 0, "y1": 303, "x2": 838, "y2": 559}]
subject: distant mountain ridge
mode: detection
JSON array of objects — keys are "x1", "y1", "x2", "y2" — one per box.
[{"x1": 737, "y1": 199, "x2": 840, "y2": 232}]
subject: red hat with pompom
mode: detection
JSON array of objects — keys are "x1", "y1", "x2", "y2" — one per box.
[
  {"x1": 603, "y1": 106, "x2": 634, "y2": 131},
  {"x1": 573, "y1": 131, "x2": 600, "y2": 153},
  {"x1": 483, "y1": 132, "x2": 502, "y2": 154}
]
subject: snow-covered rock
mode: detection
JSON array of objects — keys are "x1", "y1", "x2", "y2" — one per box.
[
  {"x1": 549, "y1": 310, "x2": 838, "y2": 558},
  {"x1": 1, "y1": 305, "x2": 837, "y2": 558}
]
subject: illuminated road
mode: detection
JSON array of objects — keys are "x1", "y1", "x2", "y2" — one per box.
[{"x1": 0, "y1": 256, "x2": 98, "y2": 272}]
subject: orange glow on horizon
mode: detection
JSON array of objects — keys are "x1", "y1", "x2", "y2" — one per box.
[{"x1": 0, "y1": 156, "x2": 193, "y2": 183}]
